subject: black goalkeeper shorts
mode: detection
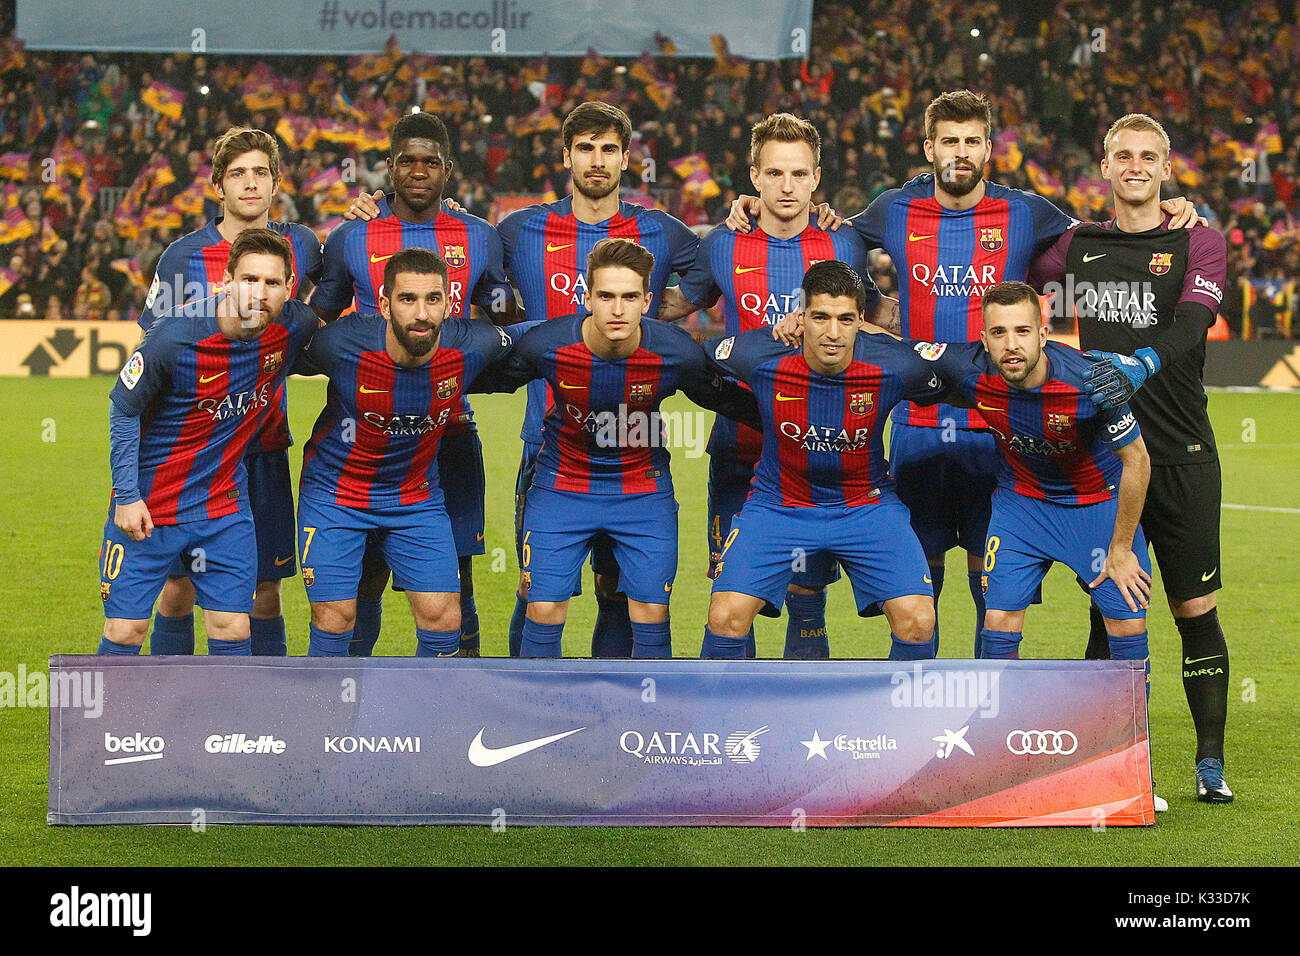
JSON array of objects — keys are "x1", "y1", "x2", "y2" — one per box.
[{"x1": 1142, "y1": 459, "x2": 1222, "y2": 601}]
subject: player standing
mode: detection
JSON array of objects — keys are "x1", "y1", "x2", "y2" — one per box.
[
  {"x1": 701, "y1": 261, "x2": 944, "y2": 659},
  {"x1": 657, "y1": 113, "x2": 883, "y2": 659},
  {"x1": 138, "y1": 127, "x2": 323, "y2": 658},
  {"x1": 296, "y1": 248, "x2": 520, "y2": 657},
  {"x1": 100, "y1": 230, "x2": 318, "y2": 655},
  {"x1": 313, "y1": 111, "x2": 515, "y2": 658},
  {"x1": 1030, "y1": 114, "x2": 1234, "y2": 803}
]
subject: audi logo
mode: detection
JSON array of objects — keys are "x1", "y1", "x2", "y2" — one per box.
[{"x1": 1005, "y1": 730, "x2": 1078, "y2": 755}]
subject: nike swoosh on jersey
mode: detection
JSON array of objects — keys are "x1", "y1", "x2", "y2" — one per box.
[
  {"x1": 1200, "y1": 568, "x2": 1217, "y2": 581},
  {"x1": 908, "y1": 232, "x2": 936, "y2": 242},
  {"x1": 775, "y1": 393, "x2": 804, "y2": 402},
  {"x1": 199, "y1": 372, "x2": 227, "y2": 384},
  {"x1": 467, "y1": 727, "x2": 585, "y2": 767},
  {"x1": 734, "y1": 265, "x2": 763, "y2": 274},
  {"x1": 1184, "y1": 655, "x2": 1224, "y2": 665},
  {"x1": 274, "y1": 556, "x2": 293, "y2": 566},
  {"x1": 977, "y1": 401, "x2": 1004, "y2": 412},
  {"x1": 369, "y1": 253, "x2": 394, "y2": 263},
  {"x1": 546, "y1": 242, "x2": 575, "y2": 253},
  {"x1": 558, "y1": 380, "x2": 586, "y2": 390},
  {"x1": 359, "y1": 386, "x2": 389, "y2": 394},
  {"x1": 1082, "y1": 253, "x2": 1107, "y2": 262}
]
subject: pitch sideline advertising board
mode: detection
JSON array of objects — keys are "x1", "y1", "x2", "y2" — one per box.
[{"x1": 48, "y1": 657, "x2": 1153, "y2": 827}]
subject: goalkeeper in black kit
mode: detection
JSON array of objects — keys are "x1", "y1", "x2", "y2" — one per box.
[{"x1": 1030, "y1": 113, "x2": 1232, "y2": 804}]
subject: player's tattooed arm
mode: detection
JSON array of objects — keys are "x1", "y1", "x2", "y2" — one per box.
[
  {"x1": 658, "y1": 286, "x2": 702, "y2": 323},
  {"x1": 865, "y1": 296, "x2": 902, "y2": 337},
  {"x1": 725, "y1": 196, "x2": 843, "y2": 233},
  {"x1": 1089, "y1": 435, "x2": 1153, "y2": 612}
]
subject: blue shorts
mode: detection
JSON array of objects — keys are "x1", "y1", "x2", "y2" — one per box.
[
  {"x1": 297, "y1": 496, "x2": 460, "y2": 603},
  {"x1": 439, "y1": 429, "x2": 486, "y2": 558},
  {"x1": 983, "y1": 489, "x2": 1152, "y2": 621},
  {"x1": 100, "y1": 508, "x2": 256, "y2": 619},
  {"x1": 711, "y1": 495, "x2": 932, "y2": 614},
  {"x1": 521, "y1": 486, "x2": 676, "y2": 605},
  {"x1": 891, "y1": 422, "x2": 999, "y2": 558},
  {"x1": 515, "y1": 441, "x2": 618, "y2": 590},
  {"x1": 707, "y1": 455, "x2": 841, "y2": 589}
]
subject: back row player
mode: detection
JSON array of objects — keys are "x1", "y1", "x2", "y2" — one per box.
[{"x1": 136, "y1": 128, "x2": 323, "y2": 657}]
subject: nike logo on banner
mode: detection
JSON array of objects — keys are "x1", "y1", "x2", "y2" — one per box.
[
  {"x1": 359, "y1": 386, "x2": 388, "y2": 394},
  {"x1": 369, "y1": 253, "x2": 394, "y2": 263},
  {"x1": 558, "y1": 380, "x2": 585, "y2": 390},
  {"x1": 199, "y1": 372, "x2": 226, "y2": 384},
  {"x1": 734, "y1": 265, "x2": 763, "y2": 274},
  {"x1": 1201, "y1": 568, "x2": 1217, "y2": 581},
  {"x1": 775, "y1": 393, "x2": 803, "y2": 402},
  {"x1": 908, "y1": 232, "x2": 936, "y2": 242},
  {"x1": 1082, "y1": 253, "x2": 1107, "y2": 262},
  {"x1": 1184, "y1": 655, "x2": 1224, "y2": 666},
  {"x1": 546, "y1": 242, "x2": 574, "y2": 253},
  {"x1": 274, "y1": 556, "x2": 293, "y2": 567},
  {"x1": 976, "y1": 401, "x2": 1003, "y2": 412},
  {"x1": 467, "y1": 727, "x2": 585, "y2": 767}
]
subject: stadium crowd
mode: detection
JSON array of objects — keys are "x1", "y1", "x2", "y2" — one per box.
[{"x1": 0, "y1": 0, "x2": 1295, "y2": 333}]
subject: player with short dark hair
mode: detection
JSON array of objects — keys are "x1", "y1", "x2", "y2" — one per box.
[
  {"x1": 297, "y1": 247, "x2": 520, "y2": 657},
  {"x1": 701, "y1": 260, "x2": 945, "y2": 659},
  {"x1": 313, "y1": 111, "x2": 515, "y2": 658},
  {"x1": 100, "y1": 230, "x2": 318, "y2": 655},
  {"x1": 1030, "y1": 113, "x2": 1234, "y2": 803},
  {"x1": 136, "y1": 127, "x2": 323, "y2": 658}
]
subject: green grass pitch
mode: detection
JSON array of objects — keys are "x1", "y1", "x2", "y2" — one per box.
[{"x1": 1, "y1": 376, "x2": 1297, "y2": 865}]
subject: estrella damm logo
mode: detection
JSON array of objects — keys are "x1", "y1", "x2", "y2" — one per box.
[
  {"x1": 1046, "y1": 411, "x2": 1072, "y2": 434},
  {"x1": 437, "y1": 375, "x2": 460, "y2": 400},
  {"x1": 262, "y1": 349, "x2": 284, "y2": 375},
  {"x1": 1149, "y1": 252, "x2": 1173, "y2": 275},
  {"x1": 443, "y1": 244, "x2": 467, "y2": 269},
  {"x1": 849, "y1": 391, "x2": 874, "y2": 415},
  {"x1": 629, "y1": 381, "x2": 656, "y2": 403},
  {"x1": 978, "y1": 226, "x2": 1004, "y2": 253},
  {"x1": 302, "y1": 567, "x2": 315, "y2": 587}
]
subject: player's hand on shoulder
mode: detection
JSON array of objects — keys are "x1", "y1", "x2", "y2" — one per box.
[
  {"x1": 725, "y1": 195, "x2": 762, "y2": 233},
  {"x1": 812, "y1": 201, "x2": 843, "y2": 231},
  {"x1": 344, "y1": 190, "x2": 384, "y2": 222},
  {"x1": 770, "y1": 309, "x2": 804, "y2": 345},
  {"x1": 1089, "y1": 547, "x2": 1152, "y2": 612},
  {"x1": 1160, "y1": 196, "x2": 1209, "y2": 230},
  {"x1": 113, "y1": 500, "x2": 154, "y2": 542},
  {"x1": 442, "y1": 196, "x2": 465, "y2": 213}
]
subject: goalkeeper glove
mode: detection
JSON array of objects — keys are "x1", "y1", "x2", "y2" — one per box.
[{"x1": 1081, "y1": 348, "x2": 1160, "y2": 409}]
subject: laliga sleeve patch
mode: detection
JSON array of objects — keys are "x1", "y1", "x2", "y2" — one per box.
[
  {"x1": 120, "y1": 351, "x2": 145, "y2": 390},
  {"x1": 913, "y1": 341, "x2": 947, "y2": 361},
  {"x1": 144, "y1": 273, "x2": 159, "y2": 309},
  {"x1": 714, "y1": 336, "x2": 735, "y2": 360}
]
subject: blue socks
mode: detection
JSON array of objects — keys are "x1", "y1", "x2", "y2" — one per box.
[
  {"x1": 207, "y1": 637, "x2": 251, "y2": 656},
  {"x1": 592, "y1": 594, "x2": 634, "y2": 658},
  {"x1": 508, "y1": 593, "x2": 528, "y2": 657},
  {"x1": 521, "y1": 618, "x2": 564, "y2": 658},
  {"x1": 630, "y1": 620, "x2": 671, "y2": 658},
  {"x1": 701, "y1": 625, "x2": 748, "y2": 659},
  {"x1": 309, "y1": 623, "x2": 353, "y2": 657},
  {"x1": 1107, "y1": 630, "x2": 1151, "y2": 701},
  {"x1": 249, "y1": 616, "x2": 286, "y2": 656},
  {"x1": 459, "y1": 592, "x2": 480, "y2": 654},
  {"x1": 350, "y1": 597, "x2": 383, "y2": 656},
  {"x1": 968, "y1": 570, "x2": 987, "y2": 657},
  {"x1": 783, "y1": 590, "x2": 829, "y2": 659},
  {"x1": 979, "y1": 628, "x2": 1022, "y2": 659},
  {"x1": 97, "y1": 636, "x2": 141, "y2": 655},
  {"x1": 149, "y1": 612, "x2": 194, "y2": 655},
  {"x1": 416, "y1": 627, "x2": 461, "y2": 657},
  {"x1": 889, "y1": 633, "x2": 936, "y2": 660}
]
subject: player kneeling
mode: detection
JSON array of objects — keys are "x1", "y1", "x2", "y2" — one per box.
[
  {"x1": 702, "y1": 261, "x2": 946, "y2": 660},
  {"x1": 295, "y1": 248, "x2": 519, "y2": 657},
  {"x1": 920, "y1": 282, "x2": 1154, "y2": 674}
]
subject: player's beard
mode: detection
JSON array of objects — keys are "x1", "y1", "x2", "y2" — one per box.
[
  {"x1": 935, "y1": 161, "x2": 981, "y2": 198},
  {"x1": 397, "y1": 185, "x2": 440, "y2": 214},
  {"x1": 392, "y1": 317, "x2": 439, "y2": 357},
  {"x1": 998, "y1": 349, "x2": 1039, "y2": 385},
  {"x1": 573, "y1": 172, "x2": 619, "y2": 201}
]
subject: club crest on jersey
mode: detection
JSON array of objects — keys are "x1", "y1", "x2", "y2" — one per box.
[
  {"x1": 443, "y1": 244, "x2": 467, "y2": 269},
  {"x1": 437, "y1": 375, "x2": 460, "y2": 400},
  {"x1": 629, "y1": 381, "x2": 656, "y2": 402},
  {"x1": 1148, "y1": 252, "x2": 1173, "y2": 275},
  {"x1": 302, "y1": 567, "x2": 315, "y2": 587},
  {"x1": 262, "y1": 350, "x2": 284, "y2": 375},
  {"x1": 849, "y1": 391, "x2": 874, "y2": 415},
  {"x1": 100, "y1": 581, "x2": 110, "y2": 601},
  {"x1": 1047, "y1": 412, "x2": 1072, "y2": 434},
  {"x1": 978, "y1": 226, "x2": 1004, "y2": 253}
]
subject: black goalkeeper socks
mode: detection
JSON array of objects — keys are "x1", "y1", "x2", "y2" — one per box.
[{"x1": 1175, "y1": 608, "x2": 1229, "y2": 763}]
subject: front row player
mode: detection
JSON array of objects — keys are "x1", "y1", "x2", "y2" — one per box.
[
  {"x1": 294, "y1": 248, "x2": 520, "y2": 657},
  {"x1": 99, "y1": 230, "x2": 319, "y2": 655},
  {"x1": 701, "y1": 261, "x2": 943, "y2": 659},
  {"x1": 920, "y1": 282, "x2": 1154, "y2": 673}
]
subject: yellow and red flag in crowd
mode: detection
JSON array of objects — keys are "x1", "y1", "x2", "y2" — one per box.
[{"x1": 141, "y1": 82, "x2": 184, "y2": 120}]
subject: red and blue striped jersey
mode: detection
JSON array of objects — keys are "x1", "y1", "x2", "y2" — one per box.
[
  {"x1": 137, "y1": 217, "x2": 324, "y2": 454},
  {"x1": 705, "y1": 330, "x2": 948, "y2": 508},
  {"x1": 504, "y1": 316, "x2": 756, "y2": 495},
  {"x1": 110, "y1": 299, "x2": 318, "y2": 525},
  {"x1": 920, "y1": 340, "x2": 1141, "y2": 505},
  {"x1": 298, "y1": 315, "x2": 518, "y2": 510},
  {"x1": 497, "y1": 195, "x2": 700, "y2": 445},
  {"x1": 678, "y1": 221, "x2": 879, "y2": 466},
  {"x1": 312, "y1": 195, "x2": 513, "y2": 440},
  {"x1": 851, "y1": 174, "x2": 1073, "y2": 430}
]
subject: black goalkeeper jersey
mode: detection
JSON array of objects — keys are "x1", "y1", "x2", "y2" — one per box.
[{"x1": 1031, "y1": 217, "x2": 1227, "y2": 465}]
